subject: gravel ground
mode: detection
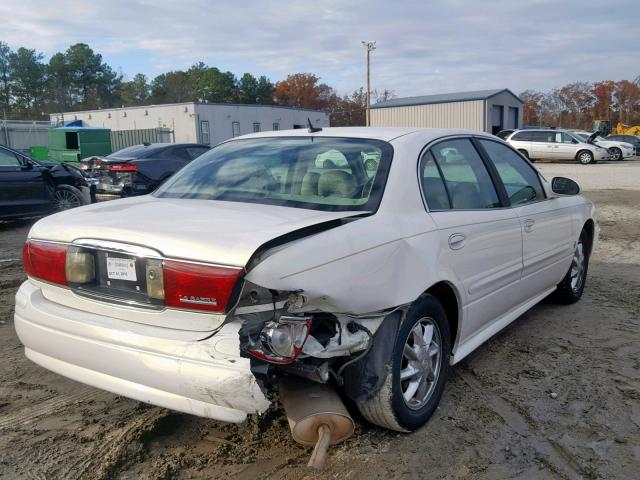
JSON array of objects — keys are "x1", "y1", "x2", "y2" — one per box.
[
  {"x1": 536, "y1": 158, "x2": 639, "y2": 190},
  {"x1": 0, "y1": 162, "x2": 639, "y2": 479}
]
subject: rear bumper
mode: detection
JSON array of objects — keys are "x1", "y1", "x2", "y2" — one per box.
[{"x1": 14, "y1": 281, "x2": 270, "y2": 423}]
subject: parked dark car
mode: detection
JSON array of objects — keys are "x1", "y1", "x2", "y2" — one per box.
[
  {"x1": 81, "y1": 143, "x2": 210, "y2": 197},
  {"x1": 0, "y1": 144, "x2": 93, "y2": 221},
  {"x1": 606, "y1": 134, "x2": 640, "y2": 156}
]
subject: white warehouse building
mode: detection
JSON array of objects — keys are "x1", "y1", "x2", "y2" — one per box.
[
  {"x1": 371, "y1": 89, "x2": 523, "y2": 135},
  {"x1": 50, "y1": 102, "x2": 330, "y2": 145}
]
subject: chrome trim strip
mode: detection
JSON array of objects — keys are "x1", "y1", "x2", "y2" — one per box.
[{"x1": 73, "y1": 239, "x2": 163, "y2": 258}]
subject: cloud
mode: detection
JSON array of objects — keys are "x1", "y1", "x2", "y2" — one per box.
[{"x1": 0, "y1": 0, "x2": 638, "y2": 97}]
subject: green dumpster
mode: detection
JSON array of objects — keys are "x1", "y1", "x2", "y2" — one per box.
[
  {"x1": 47, "y1": 127, "x2": 112, "y2": 164},
  {"x1": 29, "y1": 146, "x2": 49, "y2": 161}
]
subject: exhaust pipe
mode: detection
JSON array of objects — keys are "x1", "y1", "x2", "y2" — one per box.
[{"x1": 279, "y1": 377, "x2": 355, "y2": 469}]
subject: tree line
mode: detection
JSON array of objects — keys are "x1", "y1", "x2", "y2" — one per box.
[
  {"x1": 0, "y1": 41, "x2": 395, "y2": 127},
  {"x1": 520, "y1": 78, "x2": 640, "y2": 130}
]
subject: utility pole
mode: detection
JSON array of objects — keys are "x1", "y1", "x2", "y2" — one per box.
[{"x1": 361, "y1": 41, "x2": 376, "y2": 127}]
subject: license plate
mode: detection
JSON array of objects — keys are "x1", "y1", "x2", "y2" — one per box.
[{"x1": 106, "y1": 257, "x2": 137, "y2": 281}]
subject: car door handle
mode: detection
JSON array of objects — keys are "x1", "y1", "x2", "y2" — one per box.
[
  {"x1": 448, "y1": 233, "x2": 466, "y2": 250},
  {"x1": 523, "y1": 219, "x2": 535, "y2": 232}
]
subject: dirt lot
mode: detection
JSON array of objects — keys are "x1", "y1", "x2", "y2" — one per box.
[{"x1": 1, "y1": 163, "x2": 639, "y2": 480}]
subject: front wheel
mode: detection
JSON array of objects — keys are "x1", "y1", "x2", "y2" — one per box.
[
  {"x1": 356, "y1": 295, "x2": 451, "y2": 432},
  {"x1": 553, "y1": 229, "x2": 590, "y2": 304},
  {"x1": 609, "y1": 147, "x2": 622, "y2": 161},
  {"x1": 52, "y1": 185, "x2": 86, "y2": 212},
  {"x1": 577, "y1": 151, "x2": 594, "y2": 165}
]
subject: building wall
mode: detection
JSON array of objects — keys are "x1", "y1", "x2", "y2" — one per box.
[
  {"x1": 51, "y1": 103, "x2": 330, "y2": 146},
  {"x1": 486, "y1": 91, "x2": 523, "y2": 133},
  {"x1": 51, "y1": 103, "x2": 198, "y2": 143},
  {"x1": 194, "y1": 104, "x2": 330, "y2": 145},
  {"x1": 370, "y1": 100, "x2": 485, "y2": 131}
]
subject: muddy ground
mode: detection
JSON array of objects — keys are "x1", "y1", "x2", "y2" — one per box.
[{"x1": 0, "y1": 186, "x2": 638, "y2": 479}]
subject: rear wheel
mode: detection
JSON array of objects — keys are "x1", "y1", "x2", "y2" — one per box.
[
  {"x1": 52, "y1": 185, "x2": 85, "y2": 212},
  {"x1": 553, "y1": 229, "x2": 590, "y2": 304},
  {"x1": 609, "y1": 147, "x2": 622, "y2": 161},
  {"x1": 577, "y1": 150, "x2": 594, "y2": 165},
  {"x1": 356, "y1": 295, "x2": 451, "y2": 432}
]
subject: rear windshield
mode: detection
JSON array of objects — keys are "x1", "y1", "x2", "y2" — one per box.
[
  {"x1": 107, "y1": 145, "x2": 163, "y2": 159},
  {"x1": 154, "y1": 137, "x2": 393, "y2": 212}
]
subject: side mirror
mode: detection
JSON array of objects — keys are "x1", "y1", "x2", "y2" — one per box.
[
  {"x1": 551, "y1": 177, "x2": 580, "y2": 195},
  {"x1": 21, "y1": 160, "x2": 34, "y2": 170}
]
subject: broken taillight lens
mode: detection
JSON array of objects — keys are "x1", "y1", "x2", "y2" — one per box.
[
  {"x1": 23, "y1": 240, "x2": 68, "y2": 286},
  {"x1": 246, "y1": 316, "x2": 312, "y2": 364},
  {"x1": 163, "y1": 260, "x2": 242, "y2": 312}
]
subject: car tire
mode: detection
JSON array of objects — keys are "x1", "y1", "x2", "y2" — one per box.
[
  {"x1": 356, "y1": 295, "x2": 451, "y2": 432},
  {"x1": 577, "y1": 150, "x2": 594, "y2": 165},
  {"x1": 552, "y1": 229, "x2": 590, "y2": 304},
  {"x1": 609, "y1": 147, "x2": 622, "y2": 161},
  {"x1": 518, "y1": 149, "x2": 533, "y2": 162},
  {"x1": 52, "y1": 185, "x2": 87, "y2": 212}
]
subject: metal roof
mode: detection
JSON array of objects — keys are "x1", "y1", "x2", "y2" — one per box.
[{"x1": 371, "y1": 88, "x2": 523, "y2": 109}]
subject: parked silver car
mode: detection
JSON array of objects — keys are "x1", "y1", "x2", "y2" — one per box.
[{"x1": 505, "y1": 129, "x2": 609, "y2": 164}]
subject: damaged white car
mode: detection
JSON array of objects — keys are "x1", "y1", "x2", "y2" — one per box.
[{"x1": 15, "y1": 127, "x2": 596, "y2": 433}]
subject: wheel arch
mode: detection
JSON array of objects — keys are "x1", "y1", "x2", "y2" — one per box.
[
  {"x1": 582, "y1": 218, "x2": 595, "y2": 256},
  {"x1": 421, "y1": 281, "x2": 461, "y2": 354}
]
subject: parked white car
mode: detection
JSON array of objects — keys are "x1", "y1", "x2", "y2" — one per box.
[
  {"x1": 570, "y1": 131, "x2": 635, "y2": 161},
  {"x1": 506, "y1": 129, "x2": 609, "y2": 164},
  {"x1": 15, "y1": 127, "x2": 596, "y2": 432}
]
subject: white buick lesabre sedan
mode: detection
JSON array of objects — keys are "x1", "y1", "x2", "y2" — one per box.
[{"x1": 15, "y1": 127, "x2": 596, "y2": 432}]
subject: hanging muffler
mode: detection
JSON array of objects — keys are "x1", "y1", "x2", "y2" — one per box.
[{"x1": 279, "y1": 376, "x2": 355, "y2": 469}]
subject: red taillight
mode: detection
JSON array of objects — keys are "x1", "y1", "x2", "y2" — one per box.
[
  {"x1": 163, "y1": 260, "x2": 242, "y2": 312},
  {"x1": 108, "y1": 163, "x2": 137, "y2": 172},
  {"x1": 23, "y1": 240, "x2": 67, "y2": 286}
]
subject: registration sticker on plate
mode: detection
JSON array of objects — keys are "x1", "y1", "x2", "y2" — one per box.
[{"x1": 106, "y1": 257, "x2": 137, "y2": 281}]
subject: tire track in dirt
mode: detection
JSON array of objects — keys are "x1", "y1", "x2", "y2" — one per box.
[
  {"x1": 459, "y1": 369, "x2": 593, "y2": 480},
  {"x1": 0, "y1": 387, "x2": 111, "y2": 430}
]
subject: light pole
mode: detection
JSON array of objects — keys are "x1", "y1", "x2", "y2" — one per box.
[{"x1": 361, "y1": 41, "x2": 376, "y2": 127}]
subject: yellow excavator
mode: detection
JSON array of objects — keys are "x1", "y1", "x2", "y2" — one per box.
[
  {"x1": 614, "y1": 122, "x2": 640, "y2": 136},
  {"x1": 592, "y1": 120, "x2": 640, "y2": 136}
]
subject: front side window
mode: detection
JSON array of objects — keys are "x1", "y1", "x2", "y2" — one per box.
[
  {"x1": 421, "y1": 139, "x2": 500, "y2": 210},
  {"x1": 479, "y1": 139, "x2": 545, "y2": 205},
  {"x1": 155, "y1": 137, "x2": 393, "y2": 212},
  {"x1": 0, "y1": 148, "x2": 21, "y2": 167}
]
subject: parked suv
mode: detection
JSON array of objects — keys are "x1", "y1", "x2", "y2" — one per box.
[
  {"x1": 81, "y1": 143, "x2": 210, "y2": 197},
  {"x1": 0, "y1": 144, "x2": 93, "y2": 220},
  {"x1": 505, "y1": 129, "x2": 609, "y2": 164}
]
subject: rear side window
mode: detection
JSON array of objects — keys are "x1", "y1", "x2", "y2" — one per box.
[
  {"x1": 511, "y1": 131, "x2": 532, "y2": 141},
  {"x1": 420, "y1": 139, "x2": 500, "y2": 210},
  {"x1": 479, "y1": 139, "x2": 545, "y2": 205}
]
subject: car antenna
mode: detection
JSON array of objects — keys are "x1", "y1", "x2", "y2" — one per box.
[{"x1": 307, "y1": 118, "x2": 322, "y2": 133}]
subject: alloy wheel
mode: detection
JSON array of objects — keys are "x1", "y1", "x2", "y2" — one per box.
[
  {"x1": 570, "y1": 240, "x2": 586, "y2": 293},
  {"x1": 609, "y1": 148, "x2": 621, "y2": 161},
  {"x1": 53, "y1": 189, "x2": 81, "y2": 211},
  {"x1": 400, "y1": 317, "x2": 442, "y2": 410},
  {"x1": 579, "y1": 152, "x2": 593, "y2": 164}
]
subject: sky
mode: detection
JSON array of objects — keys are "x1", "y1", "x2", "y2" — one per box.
[{"x1": 0, "y1": 0, "x2": 638, "y2": 98}]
